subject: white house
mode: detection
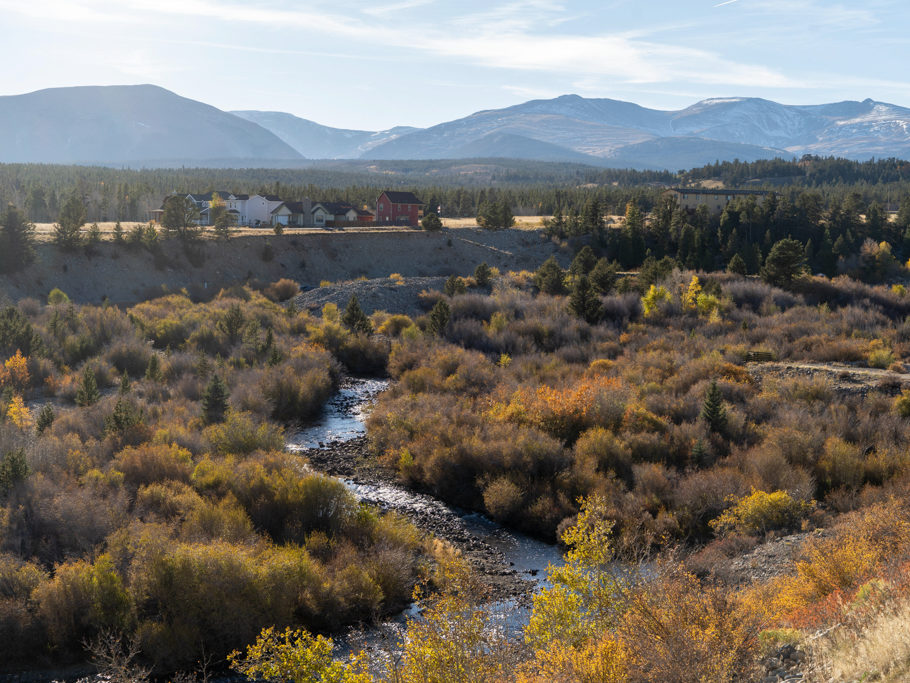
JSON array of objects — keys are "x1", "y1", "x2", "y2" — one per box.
[
  {"x1": 226, "y1": 193, "x2": 250, "y2": 226},
  {"x1": 247, "y1": 194, "x2": 284, "y2": 227}
]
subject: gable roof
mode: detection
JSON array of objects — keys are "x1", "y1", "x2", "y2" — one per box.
[
  {"x1": 272, "y1": 201, "x2": 308, "y2": 215},
  {"x1": 187, "y1": 191, "x2": 231, "y2": 202},
  {"x1": 313, "y1": 201, "x2": 357, "y2": 215},
  {"x1": 380, "y1": 191, "x2": 424, "y2": 205}
]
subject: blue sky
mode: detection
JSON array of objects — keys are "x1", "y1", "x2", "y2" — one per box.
[{"x1": 1, "y1": 0, "x2": 908, "y2": 130}]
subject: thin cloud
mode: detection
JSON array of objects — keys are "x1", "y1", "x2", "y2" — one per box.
[
  {"x1": 714, "y1": 0, "x2": 740, "y2": 7},
  {"x1": 363, "y1": 0, "x2": 435, "y2": 16}
]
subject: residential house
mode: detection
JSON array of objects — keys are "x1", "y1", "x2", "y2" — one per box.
[
  {"x1": 376, "y1": 191, "x2": 424, "y2": 227},
  {"x1": 271, "y1": 199, "x2": 314, "y2": 228},
  {"x1": 188, "y1": 191, "x2": 231, "y2": 225},
  {"x1": 226, "y1": 193, "x2": 250, "y2": 226},
  {"x1": 311, "y1": 201, "x2": 360, "y2": 228},
  {"x1": 247, "y1": 194, "x2": 284, "y2": 227},
  {"x1": 669, "y1": 187, "x2": 772, "y2": 213},
  {"x1": 354, "y1": 208, "x2": 374, "y2": 224}
]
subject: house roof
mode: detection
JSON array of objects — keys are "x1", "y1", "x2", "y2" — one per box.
[
  {"x1": 229, "y1": 193, "x2": 250, "y2": 200},
  {"x1": 258, "y1": 194, "x2": 282, "y2": 202},
  {"x1": 669, "y1": 187, "x2": 772, "y2": 196},
  {"x1": 313, "y1": 201, "x2": 356, "y2": 215},
  {"x1": 380, "y1": 191, "x2": 424, "y2": 205},
  {"x1": 272, "y1": 201, "x2": 308, "y2": 215},
  {"x1": 355, "y1": 209, "x2": 374, "y2": 218},
  {"x1": 188, "y1": 191, "x2": 231, "y2": 202}
]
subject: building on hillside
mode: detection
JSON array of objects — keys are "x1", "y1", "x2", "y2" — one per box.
[
  {"x1": 246, "y1": 194, "x2": 284, "y2": 227},
  {"x1": 226, "y1": 193, "x2": 250, "y2": 226},
  {"x1": 376, "y1": 191, "x2": 424, "y2": 227},
  {"x1": 668, "y1": 187, "x2": 773, "y2": 213},
  {"x1": 187, "y1": 191, "x2": 231, "y2": 225},
  {"x1": 311, "y1": 202, "x2": 361, "y2": 228},
  {"x1": 271, "y1": 199, "x2": 313, "y2": 228}
]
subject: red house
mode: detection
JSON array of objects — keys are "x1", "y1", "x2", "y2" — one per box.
[{"x1": 376, "y1": 191, "x2": 424, "y2": 227}]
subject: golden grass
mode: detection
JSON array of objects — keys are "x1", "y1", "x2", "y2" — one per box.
[{"x1": 809, "y1": 597, "x2": 910, "y2": 682}]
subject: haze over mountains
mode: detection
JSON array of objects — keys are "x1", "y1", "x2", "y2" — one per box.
[{"x1": 2, "y1": 85, "x2": 909, "y2": 170}]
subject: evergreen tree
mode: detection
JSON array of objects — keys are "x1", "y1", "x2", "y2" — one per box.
[
  {"x1": 420, "y1": 213, "x2": 442, "y2": 231},
  {"x1": 568, "y1": 275, "x2": 603, "y2": 324},
  {"x1": 119, "y1": 371, "x2": 131, "y2": 395},
  {"x1": 534, "y1": 256, "x2": 566, "y2": 295},
  {"x1": 443, "y1": 275, "x2": 467, "y2": 297},
  {"x1": 0, "y1": 203, "x2": 36, "y2": 273},
  {"x1": 589, "y1": 258, "x2": 619, "y2": 294},
  {"x1": 145, "y1": 354, "x2": 164, "y2": 382},
  {"x1": 341, "y1": 295, "x2": 372, "y2": 335},
  {"x1": 477, "y1": 201, "x2": 513, "y2": 230},
  {"x1": 545, "y1": 207, "x2": 567, "y2": 238},
  {"x1": 428, "y1": 299, "x2": 450, "y2": 337},
  {"x1": 701, "y1": 380, "x2": 727, "y2": 434},
  {"x1": 897, "y1": 195, "x2": 910, "y2": 232},
  {"x1": 761, "y1": 238, "x2": 807, "y2": 288},
  {"x1": 727, "y1": 253, "x2": 747, "y2": 275},
  {"x1": 569, "y1": 245, "x2": 597, "y2": 277},
  {"x1": 201, "y1": 374, "x2": 229, "y2": 424},
  {"x1": 104, "y1": 396, "x2": 144, "y2": 436},
  {"x1": 113, "y1": 220, "x2": 125, "y2": 244},
  {"x1": 0, "y1": 449, "x2": 28, "y2": 498},
  {"x1": 54, "y1": 194, "x2": 86, "y2": 250},
  {"x1": 36, "y1": 404, "x2": 55, "y2": 434},
  {"x1": 473, "y1": 262, "x2": 492, "y2": 288},
  {"x1": 218, "y1": 304, "x2": 246, "y2": 345},
  {"x1": 161, "y1": 195, "x2": 200, "y2": 241},
  {"x1": 75, "y1": 366, "x2": 100, "y2": 407}
]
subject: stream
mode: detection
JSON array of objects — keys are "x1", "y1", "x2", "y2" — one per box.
[{"x1": 285, "y1": 377, "x2": 565, "y2": 657}]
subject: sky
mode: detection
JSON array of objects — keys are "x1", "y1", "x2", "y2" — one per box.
[{"x1": 0, "y1": 0, "x2": 908, "y2": 130}]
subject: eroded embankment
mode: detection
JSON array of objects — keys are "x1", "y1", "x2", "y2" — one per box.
[{"x1": 0, "y1": 228, "x2": 567, "y2": 306}]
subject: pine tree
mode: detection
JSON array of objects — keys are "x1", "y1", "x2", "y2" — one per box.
[
  {"x1": 428, "y1": 299, "x2": 450, "y2": 337},
  {"x1": 569, "y1": 245, "x2": 597, "y2": 277},
  {"x1": 421, "y1": 213, "x2": 442, "y2": 231},
  {"x1": 119, "y1": 371, "x2": 131, "y2": 395},
  {"x1": 534, "y1": 256, "x2": 566, "y2": 295},
  {"x1": 36, "y1": 403, "x2": 55, "y2": 434},
  {"x1": 727, "y1": 253, "x2": 747, "y2": 275},
  {"x1": 145, "y1": 355, "x2": 164, "y2": 382},
  {"x1": 761, "y1": 238, "x2": 807, "y2": 288},
  {"x1": 568, "y1": 275, "x2": 603, "y2": 324},
  {"x1": 444, "y1": 275, "x2": 466, "y2": 297},
  {"x1": 201, "y1": 374, "x2": 229, "y2": 424},
  {"x1": 473, "y1": 262, "x2": 492, "y2": 288},
  {"x1": 341, "y1": 295, "x2": 372, "y2": 335},
  {"x1": 0, "y1": 448, "x2": 28, "y2": 498},
  {"x1": 75, "y1": 366, "x2": 100, "y2": 407},
  {"x1": 0, "y1": 203, "x2": 36, "y2": 273},
  {"x1": 701, "y1": 380, "x2": 727, "y2": 434},
  {"x1": 589, "y1": 258, "x2": 619, "y2": 294},
  {"x1": 54, "y1": 194, "x2": 86, "y2": 250},
  {"x1": 104, "y1": 396, "x2": 144, "y2": 436},
  {"x1": 113, "y1": 220, "x2": 125, "y2": 245}
]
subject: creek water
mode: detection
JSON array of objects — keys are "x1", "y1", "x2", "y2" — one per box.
[{"x1": 287, "y1": 377, "x2": 565, "y2": 658}]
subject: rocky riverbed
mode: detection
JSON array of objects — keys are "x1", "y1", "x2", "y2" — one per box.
[{"x1": 287, "y1": 378, "x2": 561, "y2": 606}]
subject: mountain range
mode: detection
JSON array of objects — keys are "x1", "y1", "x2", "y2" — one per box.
[{"x1": 1, "y1": 85, "x2": 909, "y2": 170}]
